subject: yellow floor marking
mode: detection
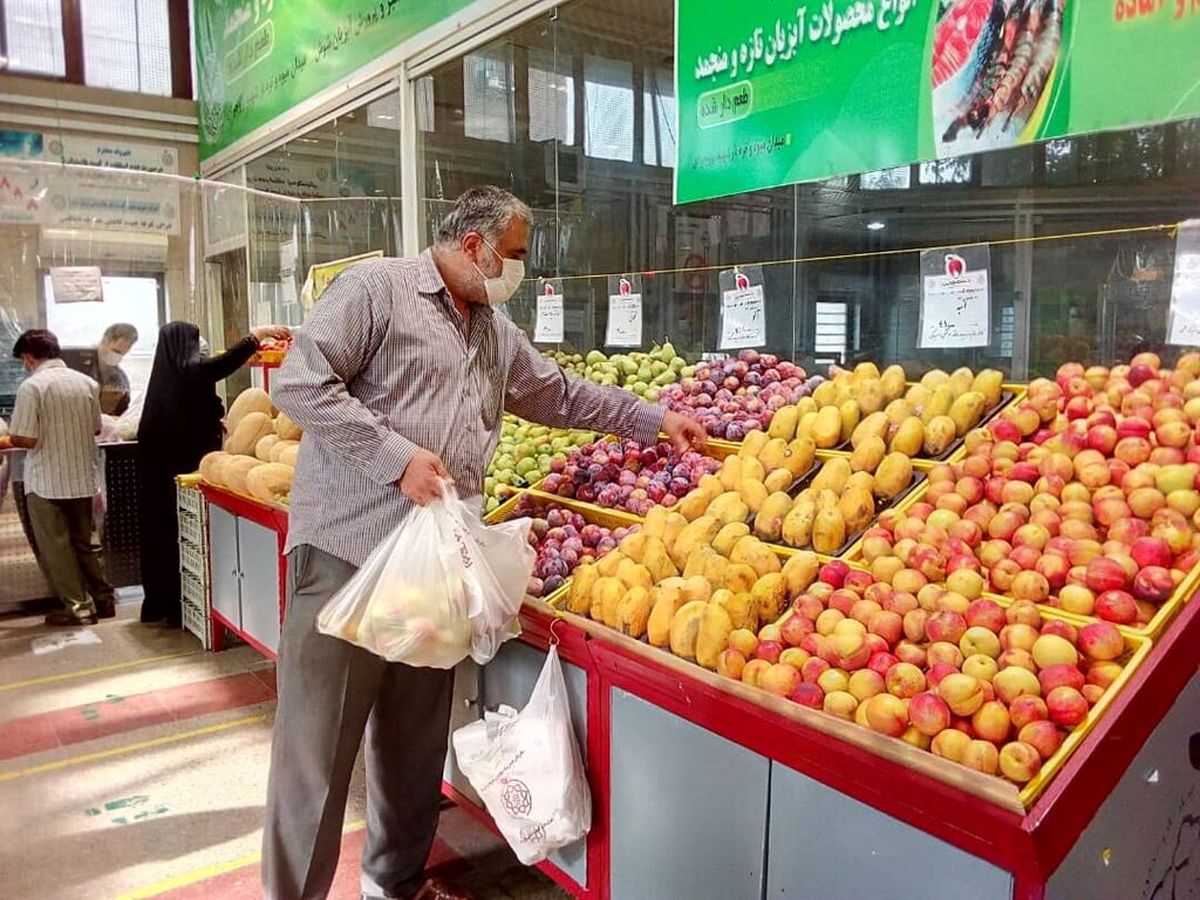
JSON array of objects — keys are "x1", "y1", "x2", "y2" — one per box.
[
  {"x1": 0, "y1": 650, "x2": 200, "y2": 692},
  {"x1": 0, "y1": 714, "x2": 266, "y2": 783},
  {"x1": 116, "y1": 819, "x2": 367, "y2": 898}
]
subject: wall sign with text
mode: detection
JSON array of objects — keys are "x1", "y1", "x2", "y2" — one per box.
[
  {"x1": 534, "y1": 279, "x2": 565, "y2": 344},
  {"x1": 919, "y1": 245, "x2": 991, "y2": 349},
  {"x1": 605, "y1": 275, "x2": 644, "y2": 347},
  {"x1": 677, "y1": 0, "x2": 1200, "y2": 203},
  {"x1": 719, "y1": 266, "x2": 767, "y2": 349}
]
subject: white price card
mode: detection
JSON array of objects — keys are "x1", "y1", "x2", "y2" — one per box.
[
  {"x1": 49, "y1": 266, "x2": 103, "y2": 303},
  {"x1": 919, "y1": 252, "x2": 990, "y2": 348},
  {"x1": 720, "y1": 284, "x2": 766, "y2": 349},
  {"x1": 534, "y1": 289, "x2": 564, "y2": 343},
  {"x1": 606, "y1": 288, "x2": 643, "y2": 347},
  {"x1": 1167, "y1": 220, "x2": 1200, "y2": 346}
]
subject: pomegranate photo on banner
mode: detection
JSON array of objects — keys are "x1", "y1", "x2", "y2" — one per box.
[{"x1": 931, "y1": 0, "x2": 1067, "y2": 157}]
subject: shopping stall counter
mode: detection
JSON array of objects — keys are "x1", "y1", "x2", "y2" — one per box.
[{"x1": 190, "y1": 483, "x2": 1200, "y2": 900}]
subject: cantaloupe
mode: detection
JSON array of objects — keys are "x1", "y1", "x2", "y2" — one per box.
[
  {"x1": 221, "y1": 456, "x2": 260, "y2": 495},
  {"x1": 274, "y1": 411, "x2": 302, "y2": 441},
  {"x1": 277, "y1": 443, "x2": 299, "y2": 468},
  {"x1": 225, "y1": 411, "x2": 274, "y2": 456},
  {"x1": 226, "y1": 387, "x2": 274, "y2": 433},
  {"x1": 246, "y1": 463, "x2": 294, "y2": 504},
  {"x1": 199, "y1": 451, "x2": 228, "y2": 483},
  {"x1": 269, "y1": 439, "x2": 299, "y2": 464},
  {"x1": 255, "y1": 433, "x2": 281, "y2": 462}
]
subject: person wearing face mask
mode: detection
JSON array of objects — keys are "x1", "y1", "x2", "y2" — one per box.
[
  {"x1": 96, "y1": 322, "x2": 138, "y2": 416},
  {"x1": 135, "y1": 321, "x2": 291, "y2": 626},
  {"x1": 264, "y1": 185, "x2": 706, "y2": 900}
]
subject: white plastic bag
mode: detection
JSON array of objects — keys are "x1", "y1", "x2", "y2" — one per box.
[
  {"x1": 452, "y1": 645, "x2": 592, "y2": 864},
  {"x1": 317, "y1": 483, "x2": 535, "y2": 667}
]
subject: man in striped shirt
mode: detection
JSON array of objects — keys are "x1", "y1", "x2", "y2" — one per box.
[
  {"x1": 9, "y1": 330, "x2": 115, "y2": 626},
  {"x1": 267, "y1": 186, "x2": 704, "y2": 900}
]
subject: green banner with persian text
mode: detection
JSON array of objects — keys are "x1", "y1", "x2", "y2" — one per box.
[
  {"x1": 676, "y1": 0, "x2": 1200, "y2": 203},
  {"x1": 194, "y1": 0, "x2": 475, "y2": 159}
]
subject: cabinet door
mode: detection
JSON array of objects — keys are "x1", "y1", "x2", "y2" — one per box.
[
  {"x1": 208, "y1": 506, "x2": 241, "y2": 628},
  {"x1": 237, "y1": 518, "x2": 282, "y2": 653},
  {"x1": 609, "y1": 688, "x2": 769, "y2": 900}
]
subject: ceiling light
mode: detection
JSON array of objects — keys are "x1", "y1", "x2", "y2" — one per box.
[{"x1": 866, "y1": 220, "x2": 886, "y2": 231}]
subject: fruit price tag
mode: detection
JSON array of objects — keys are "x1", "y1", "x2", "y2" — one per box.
[
  {"x1": 919, "y1": 246, "x2": 991, "y2": 349},
  {"x1": 719, "y1": 266, "x2": 766, "y2": 349},
  {"x1": 534, "y1": 280, "x2": 564, "y2": 344},
  {"x1": 606, "y1": 276, "x2": 642, "y2": 347},
  {"x1": 1166, "y1": 219, "x2": 1200, "y2": 346}
]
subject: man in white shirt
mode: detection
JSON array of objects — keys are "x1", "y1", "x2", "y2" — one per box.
[{"x1": 9, "y1": 330, "x2": 115, "y2": 626}]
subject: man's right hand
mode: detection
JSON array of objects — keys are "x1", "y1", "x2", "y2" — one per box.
[{"x1": 399, "y1": 449, "x2": 450, "y2": 505}]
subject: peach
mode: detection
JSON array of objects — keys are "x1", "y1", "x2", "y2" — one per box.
[
  {"x1": 926, "y1": 662, "x2": 959, "y2": 689},
  {"x1": 931, "y1": 728, "x2": 972, "y2": 762},
  {"x1": 1009, "y1": 695, "x2": 1049, "y2": 729},
  {"x1": 741, "y1": 659, "x2": 772, "y2": 687},
  {"x1": 760, "y1": 663, "x2": 803, "y2": 697},
  {"x1": 908, "y1": 692, "x2": 952, "y2": 736},
  {"x1": 779, "y1": 615, "x2": 814, "y2": 648},
  {"x1": 1036, "y1": 553, "x2": 1071, "y2": 590},
  {"x1": 961, "y1": 739, "x2": 1000, "y2": 775},
  {"x1": 800, "y1": 633, "x2": 824, "y2": 658},
  {"x1": 962, "y1": 599, "x2": 1004, "y2": 633},
  {"x1": 938, "y1": 673, "x2": 985, "y2": 716},
  {"x1": 779, "y1": 648, "x2": 812, "y2": 670},
  {"x1": 833, "y1": 618, "x2": 868, "y2": 638},
  {"x1": 1011, "y1": 570, "x2": 1051, "y2": 603},
  {"x1": 863, "y1": 634, "x2": 890, "y2": 657},
  {"x1": 993, "y1": 666, "x2": 1042, "y2": 705},
  {"x1": 1083, "y1": 684, "x2": 1106, "y2": 705},
  {"x1": 1086, "y1": 557, "x2": 1128, "y2": 593},
  {"x1": 990, "y1": 559, "x2": 1023, "y2": 593},
  {"x1": 1005, "y1": 599, "x2": 1044, "y2": 627},
  {"x1": 927, "y1": 642, "x2": 965, "y2": 669},
  {"x1": 759, "y1": 623, "x2": 784, "y2": 643},
  {"x1": 865, "y1": 693, "x2": 909, "y2": 737},
  {"x1": 1094, "y1": 589, "x2": 1138, "y2": 624},
  {"x1": 925, "y1": 610, "x2": 968, "y2": 645},
  {"x1": 1041, "y1": 620, "x2": 1079, "y2": 644},
  {"x1": 867, "y1": 610, "x2": 903, "y2": 646},
  {"x1": 937, "y1": 590, "x2": 971, "y2": 616},
  {"x1": 755, "y1": 640, "x2": 784, "y2": 664},
  {"x1": 1046, "y1": 686, "x2": 1089, "y2": 728},
  {"x1": 801, "y1": 657, "x2": 830, "y2": 683},
  {"x1": 998, "y1": 648, "x2": 1038, "y2": 674},
  {"x1": 791, "y1": 594, "x2": 825, "y2": 622},
  {"x1": 847, "y1": 668, "x2": 886, "y2": 702},
  {"x1": 869, "y1": 651, "x2": 902, "y2": 677},
  {"x1": 979, "y1": 539, "x2": 1012, "y2": 568},
  {"x1": 962, "y1": 654, "x2": 999, "y2": 683},
  {"x1": 823, "y1": 690, "x2": 859, "y2": 720},
  {"x1": 1019, "y1": 720, "x2": 1065, "y2": 760},
  {"x1": 817, "y1": 667, "x2": 850, "y2": 695},
  {"x1": 871, "y1": 556, "x2": 905, "y2": 586},
  {"x1": 1128, "y1": 487, "x2": 1168, "y2": 520},
  {"x1": 1087, "y1": 661, "x2": 1124, "y2": 690},
  {"x1": 1009, "y1": 545, "x2": 1042, "y2": 571},
  {"x1": 903, "y1": 608, "x2": 930, "y2": 643},
  {"x1": 901, "y1": 726, "x2": 932, "y2": 750},
  {"x1": 999, "y1": 741, "x2": 1043, "y2": 783},
  {"x1": 815, "y1": 608, "x2": 845, "y2": 636},
  {"x1": 885, "y1": 662, "x2": 926, "y2": 699},
  {"x1": 1167, "y1": 490, "x2": 1200, "y2": 518},
  {"x1": 1031, "y1": 634, "x2": 1080, "y2": 669},
  {"x1": 716, "y1": 649, "x2": 747, "y2": 680},
  {"x1": 892, "y1": 568, "x2": 928, "y2": 595},
  {"x1": 829, "y1": 589, "x2": 859, "y2": 616},
  {"x1": 1077, "y1": 622, "x2": 1124, "y2": 662},
  {"x1": 1038, "y1": 663, "x2": 1085, "y2": 695},
  {"x1": 1058, "y1": 584, "x2": 1097, "y2": 616},
  {"x1": 727, "y1": 629, "x2": 759, "y2": 657},
  {"x1": 959, "y1": 626, "x2": 1002, "y2": 660},
  {"x1": 1133, "y1": 565, "x2": 1174, "y2": 604},
  {"x1": 789, "y1": 681, "x2": 825, "y2": 708},
  {"x1": 854, "y1": 698, "x2": 871, "y2": 726},
  {"x1": 1000, "y1": 623, "x2": 1040, "y2": 653},
  {"x1": 972, "y1": 701, "x2": 1012, "y2": 744}
]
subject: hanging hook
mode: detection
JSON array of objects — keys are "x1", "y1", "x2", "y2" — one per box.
[{"x1": 548, "y1": 616, "x2": 566, "y2": 646}]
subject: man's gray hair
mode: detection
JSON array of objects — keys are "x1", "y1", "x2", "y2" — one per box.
[
  {"x1": 436, "y1": 185, "x2": 531, "y2": 247},
  {"x1": 102, "y1": 322, "x2": 139, "y2": 344}
]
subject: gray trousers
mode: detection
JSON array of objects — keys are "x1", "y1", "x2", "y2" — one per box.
[
  {"x1": 26, "y1": 492, "x2": 113, "y2": 619},
  {"x1": 262, "y1": 544, "x2": 455, "y2": 900}
]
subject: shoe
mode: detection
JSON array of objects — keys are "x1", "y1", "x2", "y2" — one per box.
[
  {"x1": 96, "y1": 600, "x2": 116, "y2": 619},
  {"x1": 413, "y1": 878, "x2": 474, "y2": 900},
  {"x1": 45, "y1": 610, "x2": 97, "y2": 627}
]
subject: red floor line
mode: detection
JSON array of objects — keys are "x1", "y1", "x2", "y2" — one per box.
[{"x1": 0, "y1": 669, "x2": 277, "y2": 762}]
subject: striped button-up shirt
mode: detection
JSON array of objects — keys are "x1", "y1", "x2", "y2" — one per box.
[
  {"x1": 9, "y1": 359, "x2": 100, "y2": 500},
  {"x1": 274, "y1": 249, "x2": 664, "y2": 567}
]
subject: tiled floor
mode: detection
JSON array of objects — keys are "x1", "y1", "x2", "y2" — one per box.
[{"x1": 0, "y1": 601, "x2": 571, "y2": 899}]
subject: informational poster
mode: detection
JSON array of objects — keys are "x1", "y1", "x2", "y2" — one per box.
[
  {"x1": 919, "y1": 246, "x2": 991, "y2": 349},
  {"x1": 310, "y1": 250, "x2": 384, "y2": 301},
  {"x1": 534, "y1": 279, "x2": 564, "y2": 344},
  {"x1": 49, "y1": 136, "x2": 178, "y2": 174},
  {"x1": 49, "y1": 267, "x2": 104, "y2": 303},
  {"x1": 719, "y1": 266, "x2": 766, "y2": 349},
  {"x1": 605, "y1": 275, "x2": 643, "y2": 347},
  {"x1": 193, "y1": 0, "x2": 476, "y2": 158},
  {"x1": 1167, "y1": 220, "x2": 1200, "y2": 346},
  {"x1": 677, "y1": 1, "x2": 1200, "y2": 203}
]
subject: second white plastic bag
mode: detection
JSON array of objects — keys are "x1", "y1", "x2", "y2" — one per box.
[{"x1": 316, "y1": 483, "x2": 534, "y2": 667}]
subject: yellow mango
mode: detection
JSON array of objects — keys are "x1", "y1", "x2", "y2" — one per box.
[
  {"x1": 794, "y1": 396, "x2": 818, "y2": 417},
  {"x1": 839, "y1": 399, "x2": 861, "y2": 443},
  {"x1": 948, "y1": 366, "x2": 975, "y2": 398},
  {"x1": 889, "y1": 416, "x2": 925, "y2": 456},
  {"x1": 642, "y1": 538, "x2": 679, "y2": 583},
  {"x1": 565, "y1": 563, "x2": 599, "y2": 616},
  {"x1": 713, "y1": 522, "x2": 751, "y2": 557},
  {"x1": 681, "y1": 575, "x2": 714, "y2": 603},
  {"x1": 846, "y1": 472, "x2": 875, "y2": 494},
  {"x1": 838, "y1": 486, "x2": 876, "y2": 535},
  {"x1": 971, "y1": 369, "x2": 1004, "y2": 408},
  {"x1": 703, "y1": 553, "x2": 731, "y2": 591},
  {"x1": 663, "y1": 512, "x2": 689, "y2": 549},
  {"x1": 852, "y1": 411, "x2": 890, "y2": 448},
  {"x1": 885, "y1": 398, "x2": 914, "y2": 425},
  {"x1": 617, "y1": 587, "x2": 654, "y2": 638},
  {"x1": 904, "y1": 384, "x2": 932, "y2": 416},
  {"x1": 596, "y1": 550, "x2": 626, "y2": 578},
  {"x1": 730, "y1": 536, "x2": 782, "y2": 577},
  {"x1": 924, "y1": 415, "x2": 958, "y2": 456},
  {"x1": 758, "y1": 437, "x2": 788, "y2": 474},
  {"x1": 750, "y1": 573, "x2": 788, "y2": 623},
  {"x1": 723, "y1": 563, "x2": 759, "y2": 594},
  {"x1": 738, "y1": 478, "x2": 769, "y2": 514},
  {"x1": 670, "y1": 516, "x2": 721, "y2": 569},
  {"x1": 782, "y1": 496, "x2": 817, "y2": 548},
  {"x1": 854, "y1": 379, "x2": 884, "y2": 415},
  {"x1": 852, "y1": 361, "x2": 881, "y2": 382},
  {"x1": 812, "y1": 507, "x2": 847, "y2": 555},
  {"x1": 921, "y1": 385, "x2": 955, "y2": 424},
  {"x1": 874, "y1": 452, "x2": 914, "y2": 501},
  {"x1": 619, "y1": 531, "x2": 648, "y2": 564},
  {"x1": 719, "y1": 455, "x2": 744, "y2": 492},
  {"x1": 754, "y1": 492, "x2": 794, "y2": 543},
  {"x1": 642, "y1": 505, "x2": 669, "y2": 540},
  {"x1": 782, "y1": 437, "x2": 816, "y2": 480},
  {"x1": 707, "y1": 491, "x2": 751, "y2": 526},
  {"x1": 741, "y1": 456, "x2": 766, "y2": 483},
  {"x1": 715, "y1": 591, "x2": 759, "y2": 632},
  {"x1": 949, "y1": 391, "x2": 987, "y2": 436},
  {"x1": 592, "y1": 577, "x2": 624, "y2": 624},
  {"x1": 738, "y1": 429, "x2": 770, "y2": 459},
  {"x1": 678, "y1": 488, "x2": 713, "y2": 521},
  {"x1": 684, "y1": 546, "x2": 718, "y2": 580},
  {"x1": 880, "y1": 364, "x2": 908, "y2": 401},
  {"x1": 781, "y1": 551, "x2": 820, "y2": 595},
  {"x1": 796, "y1": 411, "x2": 819, "y2": 442},
  {"x1": 920, "y1": 369, "x2": 950, "y2": 390},
  {"x1": 698, "y1": 473, "x2": 725, "y2": 500},
  {"x1": 810, "y1": 457, "x2": 851, "y2": 495},
  {"x1": 812, "y1": 380, "x2": 840, "y2": 408},
  {"x1": 768, "y1": 405, "x2": 800, "y2": 441},
  {"x1": 764, "y1": 467, "x2": 795, "y2": 493},
  {"x1": 617, "y1": 559, "x2": 654, "y2": 591},
  {"x1": 669, "y1": 600, "x2": 709, "y2": 660},
  {"x1": 812, "y1": 405, "x2": 843, "y2": 449},
  {"x1": 647, "y1": 584, "x2": 687, "y2": 647},
  {"x1": 850, "y1": 434, "x2": 886, "y2": 473},
  {"x1": 695, "y1": 603, "x2": 735, "y2": 670}
]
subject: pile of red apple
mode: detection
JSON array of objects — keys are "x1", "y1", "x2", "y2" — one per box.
[
  {"x1": 509, "y1": 494, "x2": 637, "y2": 597},
  {"x1": 657, "y1": 350, "x2": 821, "y2": 441},
  {"x1": 716, "y1": 560, "x2": 1126, "y2": 786},
  {"x1": 537, "y1": 439, "x2": 721, "y2": 516}
]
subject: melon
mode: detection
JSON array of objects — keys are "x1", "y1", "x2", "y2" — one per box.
[
  {"x1": 255, "y1": 433, "x2": 281, "y2": 462},
  {"x1": 246, "y1": 463, "x2": 294, "y2": 504},
  {"x1": 226, "y1": 387, "x2": 274, "y2": 434},
  {"x1": 222, "y1": 456, "x2": 260, "y2": 495},
  {"x1": 199, "y1": 451, "x2": 228, "y2": 483},
  {"x1": 269, "y1": 439, "x2": 299, "y2": 464},
  {"x1": 226, "y1": 411, "x2": 274, "y2": 456},
  {"x1": 274, "y1": 411, "x2": 302, "y2": 441}
]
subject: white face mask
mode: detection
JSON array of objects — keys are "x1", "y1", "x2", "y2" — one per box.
[
  {"x1": 472, "y1": 236, "x2": 524, "y2": 305},
  {"x1": 98, "y1": 348, "x2": 124, "y2": 367}
]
